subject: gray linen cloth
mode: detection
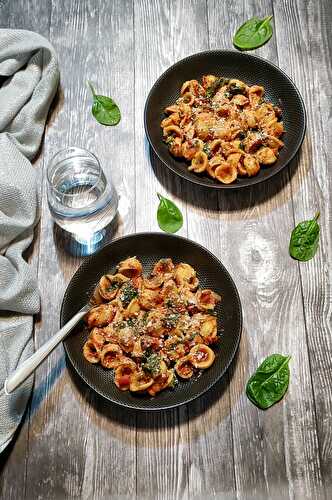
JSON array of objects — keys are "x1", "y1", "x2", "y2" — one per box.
[{"x1": 0, "y1": 29, "x2": 59, "y2": 452}]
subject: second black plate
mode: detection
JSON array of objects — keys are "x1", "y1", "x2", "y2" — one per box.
[
  {"x1": 144, "y1": 50, "x2": 306, "y2": 189},
  {"x1": 60, "y1": 233, "x2": 242, "y2": 410}
]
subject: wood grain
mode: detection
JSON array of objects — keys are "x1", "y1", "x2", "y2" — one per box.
[
  {"x1": 0, "y1": 0, "x2": 331, "y2": 499},
  {"x1": 25, "y1": 1, "x2": 136, "y2": 499},
  {"x1": 134, "y1": 1, "x2": 190, "y2": 498},
  {"x1": 207, "y1": 0, "x2": 325, "y2": 499},
  {"x1": 274, "y1": 0, "x2": 332, "y2": 496}
]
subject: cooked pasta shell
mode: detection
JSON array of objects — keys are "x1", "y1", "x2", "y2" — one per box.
[
  {"x1": 181, "y1": 79, "x2": 204, "y2": 96},
  {"x1": 174, "y1": 263, "x2": 197, "y2": 288},
  {"x1": 175, "y1": 356, "x2": 194, "y2": 379},
  {"x1": 248, "y1": 84, "x2": 264, "y2": 105},
  {"x1": 228, "y1": 79, "x2": 248, "y2": 94},
  {"x1": 124, "y1": 298, "x2": 141, "y2": 317},
  {"x1": 243, "y1": 155, "x2": 260, "y2": 177},
  {"x1": 209, "y1": 139, "x2": 223, "y2": 155},
  {"x1": 181, "y1": 92, "x2": 195, "y2": 106},
  {"x1": 227, "y1": 152, "x2": 242, "y2": 169},
  {"x1": 201, "y1": 316, "x2": 218, "y2": 341},
  {"x1": 164, "y1": 104, "x2": 180, "y2": 114},
  {"x1": 98, "y1": 273, "x2": 129, "y2": 301},
  {"x1": 100, "y1": 344, "x2": 123, "y2": 369},
  {"x1": 182, "y1": 139, "x2": 204, "y2": 160},
  {"x1": 139, "y1": 288, "x2": 161, "y2": 310},
  {"x1": 144, "y1": 275, "x2": 164, "y2": 290},
  {"x1": 231, "y1": 94, "x2": 249, "y2": 106},
  {"x1": 189, "y1": 151, "x2": 208, "y2": 173},
  {"x1": 117, "y1": 257, "x2": 143, "y2": 278},
  {"x1": 190, "y1": 344, "x2": 215, "y2": 369},
  {"x1": 266, "y1": 121, "x2": 284, "y2": 137},
  {"x1": 163, "y1": 124, "x2": 182, "y2": 138},
  {"x1": 89, "y1": 327, "x2": 106, "y2": 351},
  {"x1": 115, "y1": 360, "x2": 137, "y2": 391},
  {"x1": 168, "y1": 137, "x2": 183, "y2": 157},
  {"x1": 196, "y1": 289, "x2": 221, "y2": 311},
  {"x1": 152, "y1": 258, "x2": 175, "y2": 276},
  {"x1": 83, "y1": 340, "x2": 101, "y2": 364},
  {"x1": 129, "y1": 371, "x2": 154, "y2": 392},
  {"x1": 215, "y1": 162, "x2": 237, "y2": 184},
  {"x1": 132, "y1": 338, "x2": 143, "y2": 359},
  {"x1": 202, "y1": 74, "x2": 219, "y2": 89},
  {"x1": 207, "y1": 154, "x2": 223, "y2": 178},
  {"x1": 255, "y1": 147, "x2": 277, "y2": 165},
  {"x1": 147, "y1": 369, "x2": 174, "y2": 396},
  {"x1": 85, "y1": 304, "x2": 116, "y2": 328},
  {"x1": 161, "y1": 112, "x2": 180, "y2": 128}
]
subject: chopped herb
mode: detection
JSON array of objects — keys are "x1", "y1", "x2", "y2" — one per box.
[
  {"x1": 119, "y1": 282, "x2": 138, "y2": 306},
  {"x1": 168, "y1": 372, "x2": 178, "y2": 389},
  {"x1": 165, "y1": 136, "x2": 174, "y2": 145},
  {"x1": 239, "y1": 142, "x2": 245, "y2": 150},
  {"x1": 224, "y1": 92, "x2": 231, "y2": 98},
  {"x1": 107, "y1": 282, "x2": 119, "y2": 292},
  {"x1": 126, "y1": 317, "x2": 137, "y2": 327},
  {"x1": 206, "y1": 77, "x2": 229, "y2": 98},
  {"x1": 142, "y1": 311, "x2": 149, "y2": 325},
  {"x1": 203, "y1": 143, "x2": 211, "y2": 158},
  {"x1": 166, "y1": 299, "x2": 174, "y2": 308},
  {"x1": 142, "y1": 353, "x2": 161, "y2": 376},
  {"x1": 238, "y1": 131, "x2": 246, "y2": 140}
]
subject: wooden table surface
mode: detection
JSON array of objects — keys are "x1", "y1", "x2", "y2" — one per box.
[{"x1": 1, "y1": 1, "x2": 331, "y2": 499}]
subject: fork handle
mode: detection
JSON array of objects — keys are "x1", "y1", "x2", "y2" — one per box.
[{"x1": 4, "y1": 304, "x2": 90, "y2": 394}]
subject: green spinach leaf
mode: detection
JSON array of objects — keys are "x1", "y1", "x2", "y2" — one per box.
[
  {"x1": 233, "y1": 15, "x2": 273, "y2": 51},
  {"x1": 157, "y1": 193, "x2": 183, "y2": 234},
  {"x1": 289, "y1": 212, "x2": 320, "y2": 261},
  {"x1": 246, "y1": 354, "x2": 291, "y2": 410},
  {"x1": 88, "y1": 81, "x2": 121, "y2": 126}
]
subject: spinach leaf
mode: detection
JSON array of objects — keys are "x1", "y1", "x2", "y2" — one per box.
[
  {"x1": 233, "y1": 15, "x2": 273, "y2": 51},
  {"x1": 289, "y1": 212, "x2": 320, "y2": 262},
  {"x1": 88, "y1": 81, "x2": 121, "y2": 126},
  {"x1": 246, "y1": 354, "x2": 291, "y2": 410},
  {"x1": 157, "y1": 193, "x2": 183, "y2": 234}
]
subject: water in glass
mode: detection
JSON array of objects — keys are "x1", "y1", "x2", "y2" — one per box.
[{"x1": 47, "y1": 147, "x2": 118, "y2": 246}]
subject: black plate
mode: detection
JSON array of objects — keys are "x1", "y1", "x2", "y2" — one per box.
[
  {"x1": 144, "y1": 50, "x2": 306, "y2": 189},
  {"x1": 60, "y1": 233, "x2": 242, "y2": 410}
]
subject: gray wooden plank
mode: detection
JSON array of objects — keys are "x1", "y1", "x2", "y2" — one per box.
[
  {"x1": 0, "y1": 2, "x2": 51, "y2": 499},
  {"x1": 0, "y1": 0, "x2": 10, "y2": 28},
  {"x1": 134, "y1": 1, "x2": 190, "y2": 498},
  {"x1": 165, "y1": 0, "x2": 237, "y2": 497},
  {"x1": 274, "y1": 0, "x2": 332, "y2": 497},
  {"x1": 24, "y1": 1, "x2": 136, "y2": 499},
  {"x1": 207, "y1": 0, "x2": 324, "y2": 499}
]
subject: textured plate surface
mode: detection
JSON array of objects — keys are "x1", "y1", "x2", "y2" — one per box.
[
  {"x1": 144, "y1": 50, "x2": 306, "y2": 189},
  {"x1": 60, "y1": 233, "x2": 242, "y2": 410}
]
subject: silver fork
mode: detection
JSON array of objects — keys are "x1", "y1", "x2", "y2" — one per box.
[{"x1": 4, "y1": 303, "x2": 91, "y2": 394}]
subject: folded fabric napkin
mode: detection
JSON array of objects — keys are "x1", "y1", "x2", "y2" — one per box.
[{"x1": 0, "y1": 29, "x2": 59, "y2": 453}]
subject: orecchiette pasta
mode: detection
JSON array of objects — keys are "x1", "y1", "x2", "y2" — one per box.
[
  {"x1": 83, "y1": 257, "x2": 222, "y2": 396},
  {"x1": 161, "y1": 75, "x2": 285, "y2": 183}
]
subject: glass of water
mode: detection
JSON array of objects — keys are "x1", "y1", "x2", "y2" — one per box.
[{"x1": 47, "y1": 147, "x2": 118, "y2": 251}]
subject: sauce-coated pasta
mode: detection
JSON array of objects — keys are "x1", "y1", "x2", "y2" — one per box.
[
  {"x1": 83, "y1": 257, "x2": 221, "y2": 396},
  {"x1": 161, "y1": 75, "x2": 285, "y2": 183}
]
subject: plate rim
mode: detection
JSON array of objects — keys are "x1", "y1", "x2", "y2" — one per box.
[
  {"x1": 144, "y1": 49, "x2": 307, "y2": 190},
  {"x1": 60, "y1": 231, "x2": 243, "y2": 411}
]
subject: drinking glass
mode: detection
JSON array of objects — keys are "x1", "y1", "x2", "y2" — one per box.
[{"x1": 47, "y1": 147, "x2": 118, "y2": 251}]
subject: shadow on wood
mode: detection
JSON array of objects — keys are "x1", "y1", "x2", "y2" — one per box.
[
  {"x1": 64, "y1": 328, "x2": 246, "y2": 437},
  {"x1": 149, "y1": 145, "x2": 304, "y2": 216}
]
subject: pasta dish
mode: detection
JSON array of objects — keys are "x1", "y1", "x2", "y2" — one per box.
[
  {"x1": 161, "y1": 75, "x2": 284, "y2": 183},
  {"x1": 83, "y1": 257, "x2": 221, "y2": 396}
]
